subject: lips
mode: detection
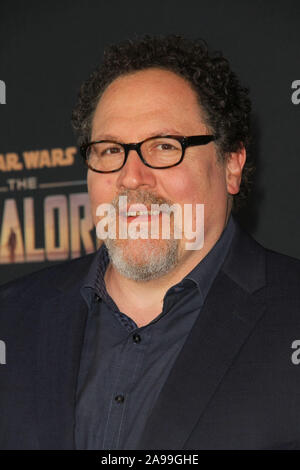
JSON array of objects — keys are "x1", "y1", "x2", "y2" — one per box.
[
  {"x1": 119, "y1": 204, "x2": 161, "y2": 218},
  {"x1": 119, "y1": 211, "x2": 161, "y2": 223}
]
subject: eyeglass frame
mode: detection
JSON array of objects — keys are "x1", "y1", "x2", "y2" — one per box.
[{"x1": 80, "y1": 134, "x2": 218, "y2": 173}]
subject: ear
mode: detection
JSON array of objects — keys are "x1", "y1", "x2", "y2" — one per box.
[{"x1": 225, "y1": 147, "x2": 246, "y2": 195}]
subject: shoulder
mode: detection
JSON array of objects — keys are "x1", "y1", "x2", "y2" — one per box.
[
  {"x1": 251, "y1": 236, "x2": 300, "y2": 291},
  {"x1": 223, "y1": 218, "x2": 300, "y2": 297},
  {"x1": 264, "y1": 247, "x2": 300, "y2": 297},
  {"x1": 0, "y1": 251, "x2": 97, "y2": 302},
  {"x1": 265, "y1": 246, "x2": 300, "y2": 276},
  {"x1": 225, "y1": 221, "x2": 300, "y2": 335}
]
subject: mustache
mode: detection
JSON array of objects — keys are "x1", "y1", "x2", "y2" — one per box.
[{"x1": 110, "y1": 189, "x2": 174, "y2": 209}]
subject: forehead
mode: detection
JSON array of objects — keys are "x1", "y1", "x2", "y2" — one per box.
[{"x1": 91, "y1": 68, "x2": 207, "y2": 140}]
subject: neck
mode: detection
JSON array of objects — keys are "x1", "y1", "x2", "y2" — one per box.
[{"x1": 104, "y1": 212, "x2": 231, "y2": 317}]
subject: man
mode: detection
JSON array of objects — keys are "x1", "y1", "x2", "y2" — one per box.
[{"x1": 1, "y1": 34, "x2": 300, "y2": 450}]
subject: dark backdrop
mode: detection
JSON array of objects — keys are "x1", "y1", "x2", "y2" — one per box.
[{"x1": 0, "y1": 0, "x2": 299, "y2": 285}]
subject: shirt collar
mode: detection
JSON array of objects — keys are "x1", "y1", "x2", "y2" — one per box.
[{"x1": 183, "y1": 213, "x2": 236, "y2": 302}]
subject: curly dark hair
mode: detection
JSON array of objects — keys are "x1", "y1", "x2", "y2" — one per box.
[{"x1": 72, "y1": 34, "x2": 255, "y2": 212}]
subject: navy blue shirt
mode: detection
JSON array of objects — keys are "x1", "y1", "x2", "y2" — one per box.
[{"x1": 75, "y1": 215, "x2": 236, "y2": 450}]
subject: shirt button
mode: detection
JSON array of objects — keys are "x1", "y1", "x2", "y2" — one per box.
[
  {"x1": 115, "y1": 394, "x2": 125, "y2": 403},
  {"x1": 132, "y1": 333, "x2": 141, "y2": 343},
  {"x1": 94, "y1": 293, "x2": 101, "y2": 302}
]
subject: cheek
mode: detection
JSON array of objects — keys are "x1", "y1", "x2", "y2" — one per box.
[
  {"x1": 164, "y1": 167, "x2": 206, "y2": 204},
  {"x1": 165, "y1": 159, "x2": 227, "y2": 210},
  {"x1": 88, "y1": 173, "x2": 114, "y2": 204},
  {"x1": 87, "y1": 174, "x2": 116, "y2": 223}
]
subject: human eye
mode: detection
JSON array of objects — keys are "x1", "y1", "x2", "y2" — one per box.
[
  {"x1": 156, "y1": 142, "x2": 177, "y2": 151},
  {"x1": 151, "y1": 138, "x2": 181, "y2": 152},
  {"x1": 100, "y1": 144, "x2": 123, "y2": 156}
]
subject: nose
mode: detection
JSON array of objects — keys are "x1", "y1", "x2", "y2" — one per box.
[{"x1": 116, "y1": 148, "x2": 156, "y2": 191}]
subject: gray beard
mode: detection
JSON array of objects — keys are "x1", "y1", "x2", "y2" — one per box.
[{"x1": 104, "y1": 237, "x2": 180, "y2": 281}]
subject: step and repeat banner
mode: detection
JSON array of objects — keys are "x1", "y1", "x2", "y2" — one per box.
[
  {"x1": 0, "y1": 146, "x2": 95, "y2": 264},
  {"x1": 0, "y1": 0, "x2": 299, "y2": 285},
  {"x1": 0, "y1": 141, "x2": 98, "y2": 282}
]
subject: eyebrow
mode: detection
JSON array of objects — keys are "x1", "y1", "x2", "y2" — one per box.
[{"x1": 92, "y1": 129, "x2": 184, "y2": 142}]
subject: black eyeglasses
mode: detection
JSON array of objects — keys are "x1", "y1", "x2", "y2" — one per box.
[{"x1": 80, "y1": 134, "x2": 217, "y2": 173}]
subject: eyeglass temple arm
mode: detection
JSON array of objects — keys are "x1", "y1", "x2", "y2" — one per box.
[{"x1": 183, "y1": 135, "x2": 217, "y2": 147}]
